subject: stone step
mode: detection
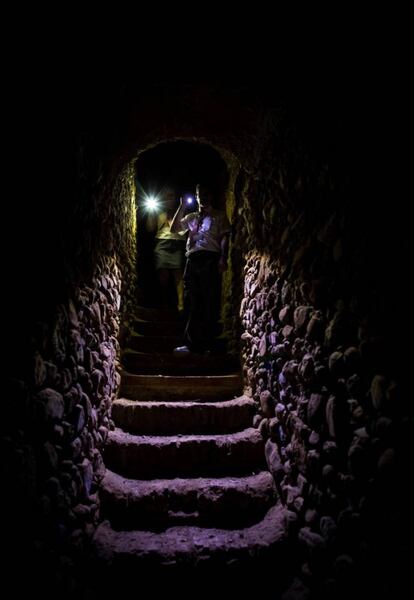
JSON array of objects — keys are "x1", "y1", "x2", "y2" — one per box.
[
  {"x1": 121, "y1": 350, "x2": 239, "y2": 376},
  {"x1": 119, "y1": 371, "x2": 243, "y2": 402},
  {"x1": 128, "y1": 334, "x2": 181, "y2": 353},
  {"x1": 111, "y1": 396, "x2": 255, "y2": 435},
  {"x1": 134, "y1": 306, "x2": 179, "y2": 322},
  {"x1": 133, "y1": 318, "x2": 183, "y2": 337},
  {"x1": 100, "y1": 469, "x2": 276, "y2": 530},
  {"x1": 104, "y1": 427, "x2": 266, "y2": 478},
  {"x1": 128, "y1": 334, "x2": 227, "y2": 354},
  {"x1": 92, "y1": 502, "x2": 288, "y2": 569},
  {"x1": 131, "y1": 318, "x2": 223, "y2": 338}
]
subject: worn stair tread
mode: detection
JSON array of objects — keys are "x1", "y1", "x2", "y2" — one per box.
[
  {"x1": 111, "y1": 396, "x2": 255, "y2": 434},
  {"x1": 128, "y1": 334, "x2": 227, "y2": 354},
  {"x1": 121, "y1": 371, "x2": 241, "y2": 383},
  {"x1": 132, "y1": 318, "x2": 223, "y2": 336},
  {"x1": 93, "y1": 502, "x2": 287, "y2": 565},
  {"x1": 121, "y1": 349, "x2": 238, "y2": 375},
  {"x1": 100, "y1": 470, "x2": 276, "y2": 530},
  {"x1": 120, "y1": 370, "x2": 242, "y2": 402},
  {"x1": 129, "y1": 332, "x2": 181, "y2": 342},
  {"x1": 133, "y1": 306, "x2": 179, "y2": 322},
  {"x1": 133, "y1": 319, "x2": 184, "y2": 337},
  {"x1": 104, "y1": 427, "x2": 265, "y2": 478},
  {"x1": 123, "y1": 349, "x2": 233, "y2": 360},
  {"x1": 113, "y1": 395, "x2": 254, "y2": 408},
  {"x1": 102, "y1": 468, "x2": 275, "y2": 499},
  {"x1": 107, "y1": 425, "x2": 262, "y2": 446}
]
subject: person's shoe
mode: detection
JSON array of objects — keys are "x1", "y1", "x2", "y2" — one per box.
[{"x1": 173, "y1": 345, "x2": 191, "y2": 356}]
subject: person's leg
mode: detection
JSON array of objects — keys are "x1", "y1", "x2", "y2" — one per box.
[
  {"x1": 199, "y1": 254, "x2": 221, "y2": 350},
  {"x1": 183, "y1": 257, "x2": 205, "y2": 351},
  {"x1": 183, "y1": 253, "x2": 220, "y2": 353},
  {"x1": 173, "y1": 258, "x2": 195, "y2": 353}
]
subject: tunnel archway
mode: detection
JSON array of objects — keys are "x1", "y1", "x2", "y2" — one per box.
[
  {"x1": 132, "y1": 139, "x2": 234, "y2": 311},
  {"x1": 5, "y1": 81, "x2": 410, "y2": 597}
]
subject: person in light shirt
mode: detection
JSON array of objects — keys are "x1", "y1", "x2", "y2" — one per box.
[
  {"x1": 146, "y1": 185, "x2": 186, "y2": 311},
  {"x1": 170, "y1": 183, "x2": 231, "y2": 354}
]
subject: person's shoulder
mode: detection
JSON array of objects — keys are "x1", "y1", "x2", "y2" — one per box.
[{"x1": 182, "y1": 211, "x2": 198, "y2": 220}]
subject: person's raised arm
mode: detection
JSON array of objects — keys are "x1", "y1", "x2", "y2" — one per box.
[{"x1": 170, "y1": 197, "x2": 186, "y2": 233}]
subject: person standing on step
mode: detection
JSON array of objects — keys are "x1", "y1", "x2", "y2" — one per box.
[
  {"x1": 146, "y1": 185, "x2": 186, "y2": 313},
  {"x1": 170, "y1": 183, "x2": 231, "y2": 355}
]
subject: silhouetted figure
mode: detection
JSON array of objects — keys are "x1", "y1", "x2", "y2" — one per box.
[
  {"x1": 170, "y1": 183, "x2": 230, "y2": 354},
  {"x1": 146, "y1": 185, "x2": 186, "y2": 311}
]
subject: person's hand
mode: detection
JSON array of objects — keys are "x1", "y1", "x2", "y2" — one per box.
[{"x1": 218, "y1": 256, "x2": 228, "y2": 273}]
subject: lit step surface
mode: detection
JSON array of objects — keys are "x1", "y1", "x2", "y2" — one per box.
[
  {"x1": 111, "y1": 395, "x2": 255, "y2": 435},
  {"x1": 104, "y1": 427, "x2": 266, "y2": 478},
  {"x1": 100, "y1": 469, "x2": 276, "y2": 530},
  {"x1": 120, "y1": 372, "x2": 242, "y2": 402}
]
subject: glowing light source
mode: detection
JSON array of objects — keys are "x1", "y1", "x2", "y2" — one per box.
[
  {"x1": 145, "y1": 196, "x2": 159, "y2": 211},
  {"x1": 186, "y1": 196, "x2": 194, "y2": 205}
]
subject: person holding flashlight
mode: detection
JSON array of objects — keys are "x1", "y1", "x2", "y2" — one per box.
[
  {"x1": 170, "y1": 183, "x2": 231, "y2": 355},
  {"x1": 146, "y1": 185, "x2": 186, "y2": 312}
]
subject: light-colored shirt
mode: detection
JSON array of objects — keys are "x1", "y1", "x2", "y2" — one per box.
[
  {"x1": 180, "y1": 209, "x2": 231, "y2": 256},
  {"x1": 156, "y1": 213, "x2": 185, "y2": 241}
]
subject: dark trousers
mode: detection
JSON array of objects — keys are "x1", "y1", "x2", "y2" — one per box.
[{"x1": 183, "y1": 251, "x2": 221, "y2": 352}]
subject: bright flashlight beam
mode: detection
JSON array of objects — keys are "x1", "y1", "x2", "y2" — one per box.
[{"x1": 145, "y1": 196, "x2": 159, "y2": 211}]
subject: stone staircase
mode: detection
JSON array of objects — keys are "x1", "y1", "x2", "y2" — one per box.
[{"x1": 92, "y1": 307, "x2": 288, "y2": 579}]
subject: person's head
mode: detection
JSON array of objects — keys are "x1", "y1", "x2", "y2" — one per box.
[{"x1": 196, "y1": 184, "x2": 214, "y2": 210}]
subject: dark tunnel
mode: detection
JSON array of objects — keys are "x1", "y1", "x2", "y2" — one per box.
[{"x1": 3, "y1": 67, "x2": 412, "y2": 599}]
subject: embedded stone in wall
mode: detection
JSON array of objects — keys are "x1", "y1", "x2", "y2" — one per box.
[
  {"x1": 306, "y1": 310, "x2": 324, "y2": 342},
  {"x1": 37, "y1": 388, "x2": 65, "y2": 421},
  {"x1": 260, "y1": 390, "x2": 275, "y2": 418},
  {"x1": 293, "y1": 306, "x2": 313, "y2": 333}
]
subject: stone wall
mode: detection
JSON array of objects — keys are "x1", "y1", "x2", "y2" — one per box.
[
  {"x1": 236, "y1": 138, "x2": 411, "y2": 595},
  {"x1": 4, "y1": 152, "x2": 137, "y2": 591},
  {"x1": 5, "y1": 260, "x2": 121, "y2": 589}
]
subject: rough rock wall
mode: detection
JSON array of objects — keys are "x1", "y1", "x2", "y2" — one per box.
[
  {"x1": 5, "y1": 261, "x2": 121, "y2": 586},
  {"x1": 236, "y1": 122, "x2": 411, "y2": 594},
  {"x1": 4, "y1": 153, "x2": 137, "y2": 591}
]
